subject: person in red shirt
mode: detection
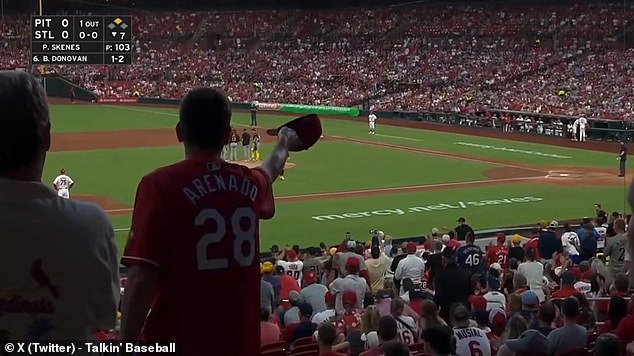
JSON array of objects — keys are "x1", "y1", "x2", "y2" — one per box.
[
  {"x1": 442, "y1": 233, "x2": 461, "y2": 251},
  {"x1": 550, "y1": 271, "x2": 577, "y2": 299},
  {"x1": 119, "y1": 88, "x2": 300, "y2": 355},
  {"x1": 524, "y1": 234, "x2": 541, "y2": 261},
  {"x1": 278, "y1": 265, "x2": 301, "y2": 310},
  {"x1": 616, "y1": 298, "x2": 634, "y2": 343},
  {"x1": 487, "y1": 233, "x2": 509, "y2": 269},
  {"x1": 317, "y1": 323, "x2": 348, "y2": 356}
]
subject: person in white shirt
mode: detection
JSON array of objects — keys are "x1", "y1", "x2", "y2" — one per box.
[
  {"x1": 52, "y1": 168, "x2": 74, "y2": 199},
  {"x1": 0, "y1": 71, "x2": 119, "y2": 341},
  {"x1": 368, "y1": 112, "x2": 377, "y2": 134},
  {"x1": 578, "y1": 117, "x2": 588, "y2": 142},
  {"x1": 395, "y1": 242, "x2": 425, "y2": 294},
  {"x1": 482, "y1": 275, "x2": 506, "y2": 311},
  {"x1": 452, "y1": 304, "x2": 491, "y2": 356},
  {"x1": 276, "y1": 248, "x2": 304, "y2": 286},
  {"x1": 560, "y1": 224, "x2": 581, "y2": 264},
  {"x1": 518, "y1": 247, "x2": 545, "y2": 302}
]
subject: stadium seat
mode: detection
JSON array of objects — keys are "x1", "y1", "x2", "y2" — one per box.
[
  {"x1": 587, "y1": 332, "x2": 598, "y2": 349},
  {"x1": 289, "y1": 351, "x2": 318, "y2": 356},
  {"x1": 261, "y1": 341, "x2": 288, "y2": 353},
  {"x1": 409, "y1": 342, "x2": 426, "y2": 355},
  {"x1": 290, "y1": 343, "x2": 319, "y2": 354},
  {"x1": 293, "y1": 336, "x2": 316, "y2": 347},
  {"x1": 261, "y1": 349, "x2": 286, "y2": 356}
]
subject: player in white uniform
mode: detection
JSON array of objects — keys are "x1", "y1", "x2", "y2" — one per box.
[
  {"x1": 578, "y1": 117, "x2": 588, "y2": 142},
  {"x1": 452, "y1": 305, "x2": 491, "y2": 356},
  {"x1": 53, "y1": 168, "x2": 74, "y2": 199},
  {"x1": 277, "y1": 249, "x2": 303, "y2": 286},
  {"x1": 368, "y1": 112, "x2": 377, "y2": 134}
]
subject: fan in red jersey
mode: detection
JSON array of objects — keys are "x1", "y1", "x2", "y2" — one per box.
[
  {"x1": 119, "y1": 88, "x2": 307, "y2": 356},
  {"x1": 487, "y1": 233, "x2": 509, "y2": 270}
]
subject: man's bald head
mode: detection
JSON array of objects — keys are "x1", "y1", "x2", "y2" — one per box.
[{"x1": 0, "y1": 71, "x2": 50, "y2": 176}]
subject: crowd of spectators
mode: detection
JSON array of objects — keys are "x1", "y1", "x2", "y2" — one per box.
[
  {"x1": 257, "y1": 209, "x2": 634, "y2": 355},
  {"x1": 2, "y1": 3, "x2": 634, "y2": 119}
]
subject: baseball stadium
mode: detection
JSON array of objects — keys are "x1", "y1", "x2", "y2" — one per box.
[{"x1": 3, "y1": 0, "x2": 634, "y2": 355}]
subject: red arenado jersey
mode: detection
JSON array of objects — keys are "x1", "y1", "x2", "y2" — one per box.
[
  {"x1": 487, "y1": 246, "x2": 509, "y2": 269},
  {"x1": 121, "y1": 155, "x2": 275, "y2": 356}
]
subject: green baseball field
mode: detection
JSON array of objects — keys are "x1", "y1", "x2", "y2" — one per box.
[{"x1": 45, "y1": 103, "x2": 630, "y2": 254}]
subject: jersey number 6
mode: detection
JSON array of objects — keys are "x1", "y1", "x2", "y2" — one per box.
[{"x1": 195, "y1": 207, "x2": 256, "y2": 270}]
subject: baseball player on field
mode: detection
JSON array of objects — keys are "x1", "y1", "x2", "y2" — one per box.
[
  {"x1": 368, "y1": 111, "x2": 377, "y2": 134},
  {"x1": 578, "y1": 116, "x2": 588, "y2": 142},
  {"x1": 572, "y1": 118, "x2": 579, "y2": 141},
  {"x1": 53, "y1": 168, "x2": 74, "y2": 199},
  {"x1": 251, "y1": 128, "x2": 261, "y2": 161}
]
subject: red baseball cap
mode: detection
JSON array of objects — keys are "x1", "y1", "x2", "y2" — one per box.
[
  {"x1": 286, "y1": 249, "x2": 297, "y2": 260},
  {"x1": 489, "y1": 308, "x2": 507, "y2": 329},
  {"x1": 303, "y1": 271, "x2": 317, "y2": 285},
  {"x1": 267, "y1": 114, "x2": 322, "y2": 151},
  {"x1": 346, "y1": 257, "x2": 360, "y2": 272},
  {"x1": 342, "y1": 290, "x2": 357, "y2": 306},
  {"x1": 406, "y1": 242, "x2": 417, "y2": 253},
  {"x1": 469, "y1": 295, "x2": 487, "y2": 311},
  {"x1": 497, "y1": 233, "x2": 506, "y2": 244},
  {"x1": 325, "y1": 291, "x2": 335, "y2": 304}
]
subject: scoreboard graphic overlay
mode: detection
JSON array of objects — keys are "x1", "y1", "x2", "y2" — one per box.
[{"x1": 31, "y1": 16, "x2": 133, "y2": 65}]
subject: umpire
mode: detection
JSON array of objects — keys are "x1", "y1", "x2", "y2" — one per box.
[
  {"x1": 250, "y1": 101, "x2": 258, "y2": 126},
  {"x1": 619, "y1": 141, "x2": 627, "y2": 177}
]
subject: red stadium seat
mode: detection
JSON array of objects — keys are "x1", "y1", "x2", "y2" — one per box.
[
  {"x1": 293, "y1": 336, "x2": 316, "y2": 347},
  {"x1": 409, "y1": 342, "x2": 426, "y2": 355},
  {"x1": 261, "y1": 349, "x2": 287, "y2": 356},
  {"x1": 587, "y1": 332, "x2": 598, "y2": 349},
  {"x1": 290, "y1": 343, "x2": 319, "y2": 355},
  {"x1": 261, "y1": 341, "x2": 288, "y2": 353},
  {"x1": 289, "y1": 352, "x2": 318, "y2": 356}
]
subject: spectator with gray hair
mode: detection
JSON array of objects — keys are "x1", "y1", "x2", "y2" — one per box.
[{"x1": 0, "y1": 71, "x2": 120, "y2": 340}]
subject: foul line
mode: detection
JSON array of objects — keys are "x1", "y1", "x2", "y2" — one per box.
[
  {"x1": 102, "y1": 105, "x2": 178, "y2": 117},
  {"x1": 333, "y1": 135, "x2": 546, "y2": 173},
  {"x1": 373, "y1": 133, "x2": 424, "y2": 142},
  {"x1": 105, "y1": 175, "x2": 543, "y2": 215}
]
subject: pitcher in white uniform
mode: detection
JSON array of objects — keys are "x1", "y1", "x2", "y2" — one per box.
[
  {"x1": 53, "y1": 168, "x2": 74, "y2": 199},
  {"x1": 578, "y1": 117, "x2": 588, "y2": 142},
  {"x1": 368, "y1": 112, "x2": 377, "y2": 134}
]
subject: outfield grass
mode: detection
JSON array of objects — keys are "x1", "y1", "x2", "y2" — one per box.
[{"x1": 46, "y1": 104, "x2": 629, "y2": 253}]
